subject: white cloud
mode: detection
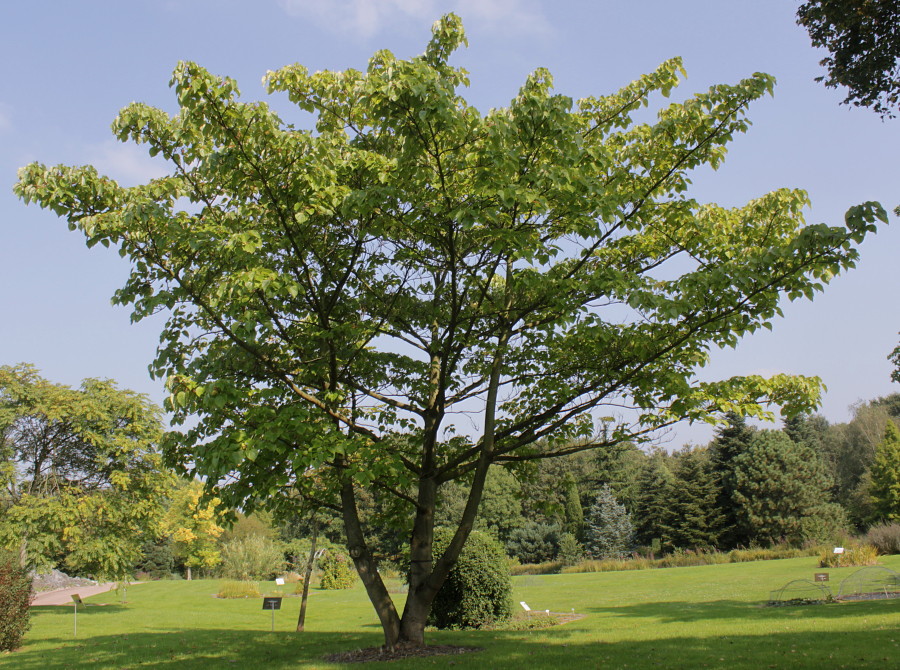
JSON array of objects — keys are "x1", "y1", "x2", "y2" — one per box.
[
  {"x1": 277, "y1": 0, "x2": 550, "y2": 39},
  {"x1": 87, "y1": 141, "x2": 169, "y2": 186},
  {"x1": 454, "y1": 0, "x2": 551, "y2": 38},
  {"x1": 278, "y1": 0, "x2": 435, "y2": 39}
]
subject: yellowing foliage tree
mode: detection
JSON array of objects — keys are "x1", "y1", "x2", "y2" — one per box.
[
  {"x1": 0, "y1": 364, "x2": 172, "y2": 580},
  {"x1": 166, "y1": 480, "x2": 224, "y2": 580}
]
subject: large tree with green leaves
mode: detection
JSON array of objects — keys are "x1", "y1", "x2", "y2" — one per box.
[
  {"x1": 14, "y1": 15, "x2": 885, "y2": 648},
  {"x1": 870, "y1": 420, "x2": 900, "y2": 521},
  {"x1": 0, "y1": 365, "x2": 171, "y2": 579},
  {"x1": 797, "y1": 0, "x2": 900, "y2": 118}
]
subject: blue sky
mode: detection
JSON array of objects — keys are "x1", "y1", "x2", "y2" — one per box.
[{"x1": 1, "y1": 0, "x2": 897, "y2": 447}]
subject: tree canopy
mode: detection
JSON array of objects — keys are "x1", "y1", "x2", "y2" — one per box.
[
  {"x1": 0, "y1": 364, "x2": 171, "y2": 578},
  {"x1": 14, "y1": 14, "x2": 886, "y2": 648},
  {"x1": 797, "y1": 0, "x2": 900, "y2": 118},
  {"x1": 870, "y1": 420, "x2": 900, "y2": 521}
]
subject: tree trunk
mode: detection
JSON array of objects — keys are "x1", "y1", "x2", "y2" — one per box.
[
  {"x1": 398, "y1": 473, "x2": 440, "y2": 646},
  {"x1": 186, "y1": 565, "x2": 192, "y2": 581},
  {"x1": 339, "y1": 477, "x2": 402, "y2": 648},
  {"x1": 296, "y1": 516, "x2": 319, "y2": 632}
]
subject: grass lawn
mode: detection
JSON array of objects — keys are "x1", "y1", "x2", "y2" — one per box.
[{"x1": 3, "y1": 555, "x2": 898, "y2": 669}]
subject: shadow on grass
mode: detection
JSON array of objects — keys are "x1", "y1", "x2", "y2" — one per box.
[
  {"x1": 7, "y1": 629, "x2": 383, "y2": 669},
  {"x1": 30, "y1": 605, "x2": 130, "y2": 615},
  {"x1": 582, "y1": 597, "x2": 897, "y2": 625},
  {"x1": 6, "y1": 624, "x2": 899, "y2": 669}
]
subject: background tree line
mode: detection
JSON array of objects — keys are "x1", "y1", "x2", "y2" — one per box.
[{"x1": 4, "y1": 363, "x2": 899, "y2": 581}]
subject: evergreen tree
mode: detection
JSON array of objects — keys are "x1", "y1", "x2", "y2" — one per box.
[
  {"x1": 783, "y1": 412, "x2": 830, "y2": 451},
  {"x1": 631, "y1": 453, "x2": 675, "y2": 547},
  {"x1": 870, "y1": 421, "x2": 900, "y2": 522},
  {"x1": 658, "y1": 449, "x2": 722, "y2": 552},
  {"x1": 732, "y1": 430, "x2": 834, "y2": 546},
  {"x1": 585, "y1": 485, "x2": 633, "y2": 560},
  {"x1": 590, "y1": 441, "x2": 647, "y2": 510},
  {"x1": 562, "y1": 475, "x2": 584, "y2": 540},
  {"x1": 708, "y1": 412, "x2": 754, "y2": 548}
]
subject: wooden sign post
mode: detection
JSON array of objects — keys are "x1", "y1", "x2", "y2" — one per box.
[{"x1": 71, "y1": 594, "x2": 83, "y2": 637}]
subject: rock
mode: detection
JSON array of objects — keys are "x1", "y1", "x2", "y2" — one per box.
[{"x1": 31, "y1": 569, "x2": 98, "y2": 592}]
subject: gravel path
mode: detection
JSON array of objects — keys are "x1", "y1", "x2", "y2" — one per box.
[{"x1": 31, "y1": 583, "x2": 119, "y2": 606}]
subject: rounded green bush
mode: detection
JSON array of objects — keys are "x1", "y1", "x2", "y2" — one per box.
[
  {"x1": 428, "y1": 528, "x2": 512, "y2": 629},
  {"x1": 319, "y1": 551, "x2": 357, "y2": 590}
]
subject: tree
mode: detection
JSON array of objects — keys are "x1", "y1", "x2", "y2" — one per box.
[
  {"x1": 796, "y1": 0, "x2": 900, "y2": 118},
  {"x1": 631, "y1": 452, "x2": 675, "y2": 548},
  {"x1": 870, "y1": 421, "x2": 900, "y2": 521},
  {"x1": 708, "y1": 412, "x2": 755, "y2": 548},
  {"x1": 14, "y1": 15, "x2": 886, "y2": 648},
  {"x1": 657, "y1": 448, "x2": 722, "y2": 551},
  {"x1": 166, "y1": 479, "x2": 224, "y2": 580},
  {"x1": 0, "y1": 364, "x2": 171, "y2": 579},
  {"x1": 820, "y1": 398, "x2": 897, "y2": 525},
  {"x1": 562, "y1": 475, "x2": 584, "y2": 540},
  {"x1": 732, "y1": 430, "x2": 834, "y2": 545},
  {"x1": 584, "y1": 484, "x2": 634, "y2": 559}
]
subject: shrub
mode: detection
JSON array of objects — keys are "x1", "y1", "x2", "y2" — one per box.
[
  {"x1": 135, "y1": 539, "x2": 176, "y2": 579},
  {"x1": 318, "y1": 551, "x2": 357, "y2": 590},
  {"x1": 556, "y1": 545, "x2": 821, "y2": 574},
  {"x1": 562, "y1": 558, "x2": 649, "y2": 574},
  {"x1": 509, "y1": 560, "x2": 563, "y2": 576},
  {"x1": 428, "y1": 528, "x2": 512, "y2": 629},
  {"x1": 0, "y1": 554, "x2": 33, "y2": 652},
  {"x1": 863, "y1": 522, "x2": 900, "y2": 555},
  {"x1": 216, "y1": 580, "x2": 261, "y2": 598},
  {"x1": 800, "y1": 502, "x2": 851, "y2": 545},
  {"x1": 506, "y1": 522, "x2": 560, "y2": 564},
  {"x1": 220, "y1": 535, "x2": 285, "y2": 581},
  {"x1": 819, "y1": 543, "x2": 880, "y2": 568},
  {"x1": 557, "y1": 532, "x2": 583, "y2": 565}
]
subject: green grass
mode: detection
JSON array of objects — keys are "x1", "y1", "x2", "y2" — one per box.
[{"x1": 3, "y1": 555, "x2": 899, "y2": 668}]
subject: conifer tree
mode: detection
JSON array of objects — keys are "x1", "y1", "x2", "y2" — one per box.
[
  {"x1": 870, "y1": 421, "x2": 900, "y2": 522},
  {"x1": 562, "y1": 475, "x2": 584, "y2": 540},
  {"x1": 708, "y1": 412, "x2": 754, "y2": 548},
  {"x1": 631, "y1": 454, "x2": 674, "y2": 547},
  {"x1": 733, "y1": 430, "x2": 833, "y2": 545},
  {"x1": 658, "y1": 450, "x2": 722, "y2": 551},
  {"x1": 585, "y1": 485, "x2": 634, "y2": 559}
]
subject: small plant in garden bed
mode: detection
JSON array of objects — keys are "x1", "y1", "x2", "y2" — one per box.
[
  {"x1": 216, "y1": 580, "x2": 261, "y2": 599},
  {"x1": 819, "y1": 543, "x2": 879, "y2": 568}
]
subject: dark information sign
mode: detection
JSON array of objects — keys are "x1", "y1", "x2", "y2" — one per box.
[
  {"x1": 814, "y1": 573, "x2": 829, "y2": 582},
  {"x1": 262, "y1": 597, "x2": 283, "y2": 610}
]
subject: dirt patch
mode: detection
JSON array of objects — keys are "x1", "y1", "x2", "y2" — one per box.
[{"x1": 325, "y1": 644, "x2": 482, "y2": 664}]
